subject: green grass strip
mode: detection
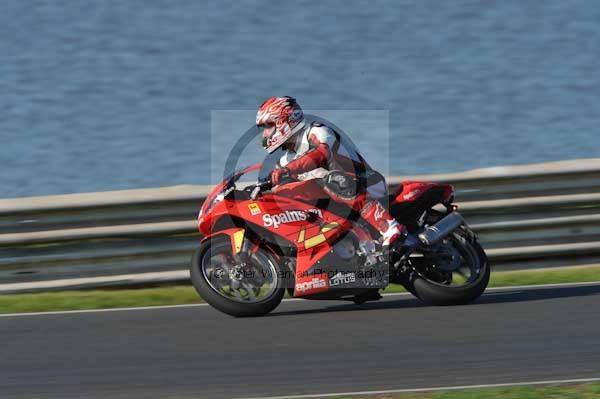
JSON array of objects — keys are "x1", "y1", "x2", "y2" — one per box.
[
  {"x1": 1, "y1": 264, "x2": 600, "y2": 314},
  {"x1": 337, "y1": 382, "x2": 600, "y2": 398}
]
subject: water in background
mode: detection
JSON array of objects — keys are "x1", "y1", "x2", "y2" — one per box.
[{"x1": 1, "y1": 0, "x2": 599, "y2": 198}]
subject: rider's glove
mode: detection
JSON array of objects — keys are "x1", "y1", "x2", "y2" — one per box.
[{"x1": 271, "y1": 168, "x2": 290, "y2": 186}]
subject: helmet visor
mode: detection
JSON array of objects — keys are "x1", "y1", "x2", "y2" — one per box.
[{"x1": 258, "y1": 123, "x2": 277, "y2": 148}]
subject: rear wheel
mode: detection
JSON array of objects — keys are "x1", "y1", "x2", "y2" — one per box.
[
  {"x1": 190, "y1": 237, "x2": 285, "y2": 317},
  {"x1": 404, "y1": 227, "x2": 489, "y2": 305}
]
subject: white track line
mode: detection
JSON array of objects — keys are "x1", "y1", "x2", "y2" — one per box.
[
  {"x1": 480, "y1": 280, "x2": 600, "y2": 291},
  {"x1": 238, "y1": 377, "x2": 600, "y2": 399},
  {"x1": 1, "y1": 280, "x2": 599, "y2": 318}
]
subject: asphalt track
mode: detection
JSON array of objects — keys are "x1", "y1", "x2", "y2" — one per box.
[{"x1": 2, "y1": 283, "x2": 600, "y2": 399}]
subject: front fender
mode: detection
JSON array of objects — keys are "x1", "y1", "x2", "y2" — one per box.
[
  {"x1": 202, "y1": 221, "x2": 292, "y2": 260},
  {"x1": 201, "y1": 226, "x2": 294, "y2": 291},
  {"x1": 201, "y1": 228, "x2": 246, "y2": 255}
]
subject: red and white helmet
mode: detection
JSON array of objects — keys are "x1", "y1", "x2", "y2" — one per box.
[{"x1": 256, "y1": 96, "x2": 306, "y2": 153}]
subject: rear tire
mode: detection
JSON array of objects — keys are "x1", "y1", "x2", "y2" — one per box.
[
  {"x1": 190, "y1": 237, "x2": 285, "y2": 317},
  {"x1": 406, "y1": 229, "x2": 489, "y2": 306}
]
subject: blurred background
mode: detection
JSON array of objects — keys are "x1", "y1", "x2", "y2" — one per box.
[{"x1": 1, "y1": 0, "x2": 599, "y2": 198}]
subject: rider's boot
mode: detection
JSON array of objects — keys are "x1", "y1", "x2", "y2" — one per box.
[{"x1": 360, "y1": 200, "x2": 405, "y2": 249}]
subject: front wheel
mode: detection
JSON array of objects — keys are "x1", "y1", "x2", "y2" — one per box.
[
  {"x1": 190, "y1": 237, "x2": 286, "y2": 317},
  {"x1": 403, "y1": 226, "x2": 489, "y2": 305}
]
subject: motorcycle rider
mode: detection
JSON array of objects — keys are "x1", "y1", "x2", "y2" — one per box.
[{"x1": 256, "y1": 96, "x2": 405, "y2": 249}]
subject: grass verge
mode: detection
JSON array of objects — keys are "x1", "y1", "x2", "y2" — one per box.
[
  {"x1": 1, "y1": 264, "x2": 600, "y2": 314},
  {"x1": 338, "y1": 382, "x2": 600, "y2": 398}
]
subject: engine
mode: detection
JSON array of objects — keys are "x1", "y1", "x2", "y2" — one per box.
[{"x1": 332, "y1": 234, "x2": 356, "y2": 260}]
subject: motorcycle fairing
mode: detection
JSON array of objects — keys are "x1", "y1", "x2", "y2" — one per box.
[
  {"x1": 393, "y1": 181, "x2": 454, "y2": 204},
  {"x1": 198, "y1": 165, "x2": 455, "y2": 300},
  {"x1": 390, "y1": 181, "x2": 454, "y2": 227},
  {"x1": 202, "y1": 192, "x2": 358, "y2": 297}
]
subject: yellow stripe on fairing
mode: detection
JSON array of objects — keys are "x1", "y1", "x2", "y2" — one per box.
[
  {"x1": 304, "y1": 233, "x2": 326, "y2": 249},
  {"x1": 321, "y1": 222, "x2": 339, "y2": 233},
  {"x1": 297, "y1": 229, "x2": 305, "y2": 243},
  {"x1": 232, "y1": 229, "x2": 245, "y2": 253}
]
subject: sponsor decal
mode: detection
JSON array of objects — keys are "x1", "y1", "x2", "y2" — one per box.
[
  {"x1": 247, "y1": 203, "x2": 261, "y2": 216},
  {"x1": 262, "y1": 209, "x2": 323, "y2": 228},
  {"x1": 329, "y1": 272, "x2": 356, "y2": 287},
  {"x1": 295, "y1": 273, "x2": 329, "y2": 295},
  {"x1": 374, "y1": 203, "x2": 386, "y2": 221},
  {"x1": 403, "y1": 190, "x2": 422, "y2": 201}
]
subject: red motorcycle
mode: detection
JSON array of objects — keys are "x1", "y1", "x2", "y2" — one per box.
[{"x1": 191, "y1": 164, "x2": 489, "y2": 317}]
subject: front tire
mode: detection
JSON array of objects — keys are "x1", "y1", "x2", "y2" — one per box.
[{"x1": 190, "y1": 237, "x2": 285, "y2": 317}]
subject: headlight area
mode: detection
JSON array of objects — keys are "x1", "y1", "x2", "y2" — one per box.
[
  {"x1": 198, "y1": 186, "x2": 234, "y2": 220},
  {"x1": 199, "y1": 194, "x2": 222, "y2": 220}
]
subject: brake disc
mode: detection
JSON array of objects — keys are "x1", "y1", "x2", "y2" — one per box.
[{"x1": 431, "y1": 242, "x2": 462, "y2": 272}]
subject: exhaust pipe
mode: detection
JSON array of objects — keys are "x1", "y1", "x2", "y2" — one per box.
[{"x1": 418, "y1": 212, "x2": 465, "y2": 246}]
